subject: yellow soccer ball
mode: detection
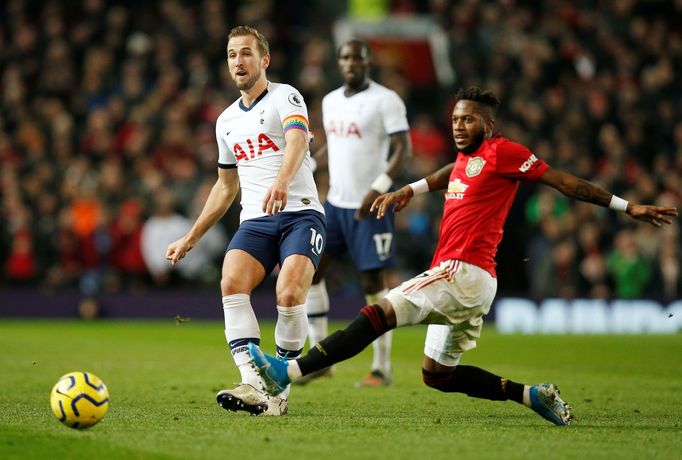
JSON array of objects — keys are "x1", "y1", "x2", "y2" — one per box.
[{"x1": 50, "y1": 371, "x2": 110, "y2": 429}]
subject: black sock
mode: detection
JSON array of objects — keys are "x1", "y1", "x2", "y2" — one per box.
[
  {"x1": 297, "y1": 305, "x2": 389, "y2": 376},
  {"x1": 422, "y1": 365, "x2": 525, "y2": 403}
]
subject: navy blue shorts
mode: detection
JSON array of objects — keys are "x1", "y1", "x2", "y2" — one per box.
[
  {"x1": 228, "y1": 210, "x2": 326, "y2": 275},
  {"x1": 324, "y1": 201, "x2": 395, "y2": 271}
]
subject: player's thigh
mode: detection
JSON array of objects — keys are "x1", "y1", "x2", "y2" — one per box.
[
  {"x1": 385, "y1": 260, "x2": 497, "y2": 330},
  {"x1": 278, "y1": 210, "x2": 326, "y2": 269},
  {"x1": 277, "y1": 254, "x2": 316, "y2": 306},
  {"x1": 227, "y1": 216, "x2": 281, "y2": 274},
  {"x1": 348, "y1": 211, "x2": 396, "y2": 272},
  {"x1": 221, "y1": 249, "x2": 266, "y2": 295},
  {"x1": 423, "y1": 324, "x2": 467, "y2": 368},
  {"x1": 276, "y1": 210, "x2": 326, "y2": 305}
]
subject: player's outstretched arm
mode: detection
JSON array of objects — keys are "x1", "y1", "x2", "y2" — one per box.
[
  {"x1": 371, "y1": 162, "x2": 455, "y2": 219},
  {"x1": 540, "y1": 168, "x2": 678, "y2": 227},
  {"x1": 371, "y1": 186, "x2": 414, "y2": 219},
  {"x1": 166, "y1": 168, "x2": 239, "y2": 265}
]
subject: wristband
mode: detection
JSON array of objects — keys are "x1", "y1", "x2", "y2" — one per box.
[
  {"x1": 370, "y1": 173, "x2": 393, "y2": 194},
  {"x1": 309, "y1": 156, "x2": 317, "y2": 172},
  {"x1": 609, "y1": 195, "x2": 629, "y2": 212},
  {"x1": 408, "y1": 178, "x2": 429, "y2": 195}
]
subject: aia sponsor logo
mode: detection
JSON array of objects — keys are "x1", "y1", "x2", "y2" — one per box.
[
  {"x1": 233, "y1": 133, "x2": 279, "y2": 161},
  {"x1": 326, "y1": 120, "x2": 362, "y2": 138}
]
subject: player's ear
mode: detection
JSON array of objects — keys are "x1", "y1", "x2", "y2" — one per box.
[
  {"x1": 262, "y1": 52, "x2": 270, "y2": 69},
  {"x1": 485, "y1": 117, "x2": 495, "y2": 134}
]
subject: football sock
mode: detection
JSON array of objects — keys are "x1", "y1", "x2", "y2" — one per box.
[
  {"x1": 422, "y1": 365, "x2": 525, "y2": 403},
  {"x1": 222, "y1": 294, "x2": 261, "y2": 389},
  {"x1": 275, "y1": 304, "x2": 307, "y2": 358},
  {"x1": 366, "y1": 289, "x2": 391, "y2": 376},
  {"x1": 304, "y1": 280, "x2": 329, "y2": 346},
  {"x1": 297, "y1": 304, "x2": 390, "y2": 376}
]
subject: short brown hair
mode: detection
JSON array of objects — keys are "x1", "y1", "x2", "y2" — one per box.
[{"x1": 227, "y1": 25, "x2": 270, "y2": 56}]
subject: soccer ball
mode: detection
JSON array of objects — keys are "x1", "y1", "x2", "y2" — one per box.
[{"x1": 50, "y1": 371, "x2": 110, "y2": 429}]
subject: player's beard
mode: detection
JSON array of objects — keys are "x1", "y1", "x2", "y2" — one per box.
[
  {"x1": 233, "y1": 68, "x2": 262, "y2": 91},
  {"x1": 457, "y1": 129, "x2": 485, "y2": 155}
]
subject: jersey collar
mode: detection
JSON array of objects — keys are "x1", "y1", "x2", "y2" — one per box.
[{"x1": 239, "y1": 83, "x2": 269, "y2": 111}]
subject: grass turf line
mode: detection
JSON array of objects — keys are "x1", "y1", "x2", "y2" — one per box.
[{"x1": 0, "y1": 319, "x2": 680, "y2": 460}]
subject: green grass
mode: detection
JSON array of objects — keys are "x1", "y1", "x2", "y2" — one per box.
[{"x1": 0, "y1": 319, "x2": 681, "y2": 460}]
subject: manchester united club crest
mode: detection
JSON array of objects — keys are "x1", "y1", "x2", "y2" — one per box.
[{"x1": 466, "y1": 157, "x2": 486, "y2": 177}]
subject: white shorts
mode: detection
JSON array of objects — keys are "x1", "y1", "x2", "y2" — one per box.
[{"x1": 385, "y1": 260, "x2": 497, "y2": 367}]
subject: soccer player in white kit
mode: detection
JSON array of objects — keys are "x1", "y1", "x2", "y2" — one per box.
[
  {"x1": 302, "y1": 40, "x2": 411, "y2": 387},
  {"x1": 166, "y1": 26, "x2": 325, "y2": 416}
]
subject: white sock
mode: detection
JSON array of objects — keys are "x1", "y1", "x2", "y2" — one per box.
[
  {"x1": 222, "y1": 294, "x2": 261, "y2": 389},
  {"x1": 287, "y1": 359, "x2": 303, "y2": 381},
  {"x1": 275, "y1": 304, "x2": 307, "y2": 358},
  {"x1": 522, "y1": 385, "x2": 531, "y2": 407},
  {"x1": 304, "y1": 280, "x2": 329, "y2": 346},
  {"x1": 366, "y1": 289, "x2": 392, "y2": 376}
]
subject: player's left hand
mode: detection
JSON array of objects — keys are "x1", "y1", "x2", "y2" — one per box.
[
  {"x1": 355, "y1": 190, "x2": 381, "y2": 220},
  {"x1": 627, "y1": 204, "x2": 678, "y2": 227},
  {"x1": 263, "y1": 180, "x2": 288, "y2": 216}
]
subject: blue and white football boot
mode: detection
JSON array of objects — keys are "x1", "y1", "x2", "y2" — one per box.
[
  {"x1": 247, "y1": 343, "x2": 291, "y2": 396},
  {"x1": 529, "y1": 383, "x2": 573, "y2": 426}
]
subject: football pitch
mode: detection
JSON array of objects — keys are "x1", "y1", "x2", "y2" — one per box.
[{"x1": 1, "y1": 320, "x2": 680, "y2": 460}]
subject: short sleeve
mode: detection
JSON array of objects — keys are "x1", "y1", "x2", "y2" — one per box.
[
  {"x1": 495, "y1": 140, "x2": 549, "y2": 182},
  {"x1": 216, "y1": 117, "x2": 236, "y2": 168},
  {"x1": 379, "y1": 90, "x2": 409, "y2": 135},
  {"x1": 273, "y1": 85, "x2": 310, "y2": 136}
]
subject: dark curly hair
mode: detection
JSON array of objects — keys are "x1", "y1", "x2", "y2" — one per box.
[{"x1": 455, "y1": 87, "x2": 501, "y2": 116}]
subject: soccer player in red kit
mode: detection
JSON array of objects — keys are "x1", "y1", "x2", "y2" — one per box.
[{"x1": 247, "y1": 87, "x2": 678, "y2": 425}]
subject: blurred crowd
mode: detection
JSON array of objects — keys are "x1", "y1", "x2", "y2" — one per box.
[{"x1": 1, "y1": 0, "x2": 680, "y2": 303}]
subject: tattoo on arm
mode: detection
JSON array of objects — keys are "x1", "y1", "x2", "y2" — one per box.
[{"x1": 573, "y1": 179, "x2": 611, "y2": 207}]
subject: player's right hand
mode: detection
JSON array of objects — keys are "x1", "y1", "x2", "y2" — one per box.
[
  {"x1": 166, "y1": 237, "x2": 194, "y2": 266},
  {"x1": 627, "y1": 204, "x2": 678, "y2": 227},
  {"x1": 370, "y1": 186, "x2": 414, "y2": 219}
]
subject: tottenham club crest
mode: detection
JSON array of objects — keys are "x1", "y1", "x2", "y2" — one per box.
[
  {"x1": 288, "y1": 93, "x2": 302, "y2": 107},
  {"x1": 465, "y1": 157, "x2": 486, "y2": 177}
]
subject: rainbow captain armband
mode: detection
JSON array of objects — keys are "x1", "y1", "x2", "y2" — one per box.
[{"x1": 282, "y1": 115, "x2": 309, "y2": 134}]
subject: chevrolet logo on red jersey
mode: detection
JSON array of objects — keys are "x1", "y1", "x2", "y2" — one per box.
[{"x1": 445, "y1": 178, "x2": 469, "y2": 200}]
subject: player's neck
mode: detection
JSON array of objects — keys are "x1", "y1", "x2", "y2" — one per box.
[
  {"x1": 241, "y1": 78, "x2": 269, "y2": 106},
  {"x1": 343, "y1": 80, "x2": 370, "y2": 97}
]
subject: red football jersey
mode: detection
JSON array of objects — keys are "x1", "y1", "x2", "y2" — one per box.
[{"x1": 431, "y1": 135, "x2": 549, "y2": 276}]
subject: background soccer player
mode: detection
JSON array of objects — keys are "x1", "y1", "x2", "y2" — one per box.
[
  {"x1": 249, "y1": 87, "x2": 678, "y2": 424},
  {"x1": 166, "y1": 26, "x2": 325, "y2": 416},
  {"x1": 302, "y1": 39, "x2": 411, "y2": 387}
]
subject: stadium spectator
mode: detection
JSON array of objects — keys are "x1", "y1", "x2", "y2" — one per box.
[{"x1": 0, "y1": 0, "x2": 678, "y2": 305}]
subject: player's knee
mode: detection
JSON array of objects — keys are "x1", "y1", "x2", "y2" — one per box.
[
  {"x1": 220, "y1": 274, "x2": 244, "y2": 295},
  {"x1": 422, "y1": 368, "x2": 454, "y2": 392},
  {"x1": 276, "y1": 286, "x2": 305, "y2": 307}
]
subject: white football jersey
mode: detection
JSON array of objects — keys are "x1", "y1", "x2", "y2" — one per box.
[
  {"x1": 323, "y1": 81, "x2": 409, "y2": 208},
  {"x1": 216, "y1": 82, "x2": 323, "y2": 222}
]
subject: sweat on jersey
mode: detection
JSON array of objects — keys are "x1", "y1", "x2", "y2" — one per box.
[
  {"x1": 215, "y1": 82, "x2": 324, "y2": 223},
  {"x1": 323, "y1": 81, "x2": 409, "y2": 209},
  {"x1": 431, "y1": 134, "x2": 550, "y2": 277}
]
